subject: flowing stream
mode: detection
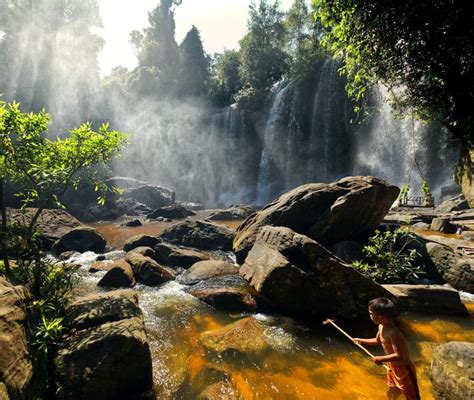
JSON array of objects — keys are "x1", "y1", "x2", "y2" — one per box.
[{"x1": 68, "y1": 221, "x2": 474, "y2": 400}]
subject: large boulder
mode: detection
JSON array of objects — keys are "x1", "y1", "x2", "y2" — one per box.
[
  {"x1": 383, "y1": 285, "x2": 468, "y2": 316},
  {"x1": 233, "y1": 176, "x2": 399, "y2": 263},
  {"x1": 240, "y1": 226, "x2": 391, "y2": 321},
  {"x1": 435, "y1": 195, "x2": 470, "y2": 213},
  {"x1": 126, "y1": 252, "x2": 174, "y2": 285},
  {"x1": 77, "y1": 203, "x2": 123, "y2": 222},
  {"x1": 3, "y1": 208, "x2": 81, "y2": 249},
  {"x1": 426, "y1": 242, "x2": 474, "y2": 293},
  {"x1": 186, "y1": 275, "x2": 259, "y2": 312},
  {"x1": 158, "y1": 220, "x2": 234, "y2": 251},
  {"x1": 206, "y1": 205, "x2": 256, "y2": 221},
  {"x1": 116, "y1": 198, "x2": 152, "y2": 216},
  {"x1": 431, "y1": 341, "x2": 474, "y2": 400},
  {"x1": 200, "y1": 317, "x2": 269, "y2": 355},
  {"x1": 123, "y1": 185, "x2": 175, "y2": 210},
  {"x1": 63, "y1": 290, "x2": 142, "y2": 331},
  {"x1": 97, "y1": 259, "x2": 136, "y2": 288},
  {"x1": 123, "y1": 234, "x2": 159, "y2": 252},
  {"x1": 179, "y1": 260, "x2": 239, "y2": 285},
  {"x1": 148, "y1": 204, "x2": 195, "y2": 219},
  {"x1": 53, "y1": 226, "x2": 107, "y2": 254},
  {"x1": 54, "y1": 291, "x2": 153, "y2": 400},
  {"x1": 0, "y1": 278, "x2": 33, "y2": 400},
  {"x1": 154, "y1": 242, "x2": 210, "y2": 269}
]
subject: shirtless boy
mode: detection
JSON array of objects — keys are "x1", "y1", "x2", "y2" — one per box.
[{"x1": 354, "y1": 297, "x2": 421, "y2": 400}]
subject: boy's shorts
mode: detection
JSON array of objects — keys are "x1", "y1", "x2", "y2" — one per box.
[{"x1": 386, "y1": 362, "x2": 421, "y2": 400}]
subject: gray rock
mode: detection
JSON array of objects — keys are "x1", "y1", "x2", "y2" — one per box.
[
  {"x1": 126, "y1": 252, "x2": 174, "y2": 285},
  {"x1": 330, "y1": 240, "x2": 364, "y2": 263},
  {"x1": 148, "y1": 204, "x2": 195, "y2": 219},
  {"x1": 158, "y1": 220, "x2": 234, "y2": 251},
  {"x1": 426, "y1": 243, "x2": 474, "y2": 293},
  {"x1": 431, "y1": 342, "x2": 474, "y2": 400},
  {"x1": 411, "y1": 222, "x2": 431, "y2": 230},
  {"x1": 179, "y1": 260, "x2": 239, "y2": 285},
  {"x1": 53, "y1": 226, "x2": 106, "y2": 254},
  {"x1": 123, "y1": 234, "x2": 159, "y2": 252},
  {"x1": 240, "y1": 226, "x2": 391, "y2": 321},
  {"x1": 123, "y1": 185, "x2": 175, "y2": 210},
  {"x1": 383, "y1": 284, "x2": 468, "y2": 316},
  {"x1": 115, "y1": 198, "x2": 152, "y2": 216},
  {"x1": 0, "y1": 278, "x2": 33, "y2": 400},
  {"x1": 430, "y1": 218, "x2": 458, "y2": 234},
  {"x1": 206, "y1": 205, "x2": 256, "y2": 221},
  {"x1": 54, "y1": 316, "x2": 153, "y2": 400},
  {"x1": 233, "y1": 176, "x2": 399, "y2": 264},
  {"x1": 186, "y1": 275, "x2": 259, "y2": 312},
  {"x1": 129, "y1": 246, "x2": 156, "y2": 259},
  {"x1": 64, "y1": 290, "x2": 141, "y2": 331},
  {"x1": 98, "y1": 259, "x2": 136, "y2": 288},
  {"x1": 154, "y1": 242, "x2": 210, "y2": 269},
  {"x1": 121, "y1": 219, "x2": 142, "y2": 227},
  {"x1": 435, "y1": 195, "x2": 470, "y2": 213}
]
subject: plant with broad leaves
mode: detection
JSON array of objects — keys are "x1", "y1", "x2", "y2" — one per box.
[{"x1": 352, "y1": 228, "x2": 424, "y2": 284}]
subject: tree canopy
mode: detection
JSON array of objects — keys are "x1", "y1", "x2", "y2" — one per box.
[{"x1": 313, "y1": 0, "x2": 473, "y2": 144}]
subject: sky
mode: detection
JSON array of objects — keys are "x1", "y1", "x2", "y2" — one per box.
[{"x1": 97, "y1": 0, "x2": 295, "y2": 76}]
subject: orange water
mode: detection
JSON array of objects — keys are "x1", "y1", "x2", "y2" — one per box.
[
  {"x1": 91, "y1": 220, "x2": 473, "y2": 399},
  {"x1": 139, "y1": 283, "x2": 473, "y2": 400}
]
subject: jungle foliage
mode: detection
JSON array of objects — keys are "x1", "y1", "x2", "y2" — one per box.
[{"x1": 312, "y1": 0, "x2": 473, "y2": 144}]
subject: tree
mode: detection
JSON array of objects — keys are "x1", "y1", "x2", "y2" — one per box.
[
  {"x1": 312, "y1": 0, "x2": 473, "y2": 145},
  {"x1": 0, "y1": 100, "x2": 128, "y2": 273},
  {"x1": 209, "y1": 50, "x2": 242, "y2": 106},
  {"x1": 131, "y1": 0, "x2": 182, "y2": 96},
  {"x1": 284, "y1": 0, "x2": 324, "y2": 79},
  {"x1": 238, "y1": 0, "x2": 289, "y2": 92},
  {"x1": 178, "y1": 26, "x2": 210, "y2": 97}
]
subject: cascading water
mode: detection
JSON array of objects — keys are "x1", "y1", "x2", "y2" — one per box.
[
  {"x1": 251, "y1": 60, "x2": 457, "y2": 205},
  {"x1": 256, "y1": 81, "x2": 293, "y2": 205}
]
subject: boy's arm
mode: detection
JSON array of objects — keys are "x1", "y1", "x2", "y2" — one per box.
[
  {"x1": 353, "y1": 331, "x2": 381, "y2": 346},
  {"x1": 373, "y1": 331, "x2": 404, "y2": 365}
]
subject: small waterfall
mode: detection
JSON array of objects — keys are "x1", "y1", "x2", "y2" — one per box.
[
  {"x1": 256, "y1": 81, "x2": 292, "y2": 204},
  {"x1": 352, "y1": 87, "x2": 457, "y2": 196}
]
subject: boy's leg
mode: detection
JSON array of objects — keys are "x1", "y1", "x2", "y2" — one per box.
[{"x1": 386, "y1": 386, "x2": 402, "y2": 400}]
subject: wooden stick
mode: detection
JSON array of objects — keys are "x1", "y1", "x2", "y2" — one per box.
[{"x1": 323, "y1": 319, "x2": 391, "y2": 372}]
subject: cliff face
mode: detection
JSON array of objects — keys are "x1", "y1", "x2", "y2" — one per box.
[{"x1": 455, "y1": 146, "x2": 474, "y2": 207}]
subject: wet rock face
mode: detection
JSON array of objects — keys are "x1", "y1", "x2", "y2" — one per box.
[
  {"x1": 53, "y1": 226, "x2": 107, "y2": 254},
  {"x1": 383, "y1": 284, "x2": 468, "y2": 316},
  {"x1": 233, "y1": 176, "x2": 399, "y2": 264},
  {"x1": 4, "y1": 208, "x2": 81, "y2": 249},
  {"x1": 200, "y1": 317, "x2": 269, "y2": 354},
  {"x1": 431, "y1": 341, "x2": 474, "y2": 400},
  {"x1": 126, "y1": 252, "x2": 175, "y2": 285},
  {"x1": 154, "y1": 243, "x2": 210, "y2": 269},
  {"x1": 426, "y1": 243, "x2": 474, "y2": 293},
  {"x1": 97, "y1": 259, "x2": 136, "y2": 288},
  {"x1": 123, "y1": 184, "x2": 175, "y2": 210},
  {"x1": 123, "y1": 234, "x2": 160, "y2": 252},
  {"x1": 55, "y1": 291, "x2": 153, "y2": 400},
  {"x1": 158, "y1": 220, "x2": 234, "y2": 251},
  {"x1": 0, "y1": 278, "x2": 33, "y2": 400},
  {"x1": 179, "y1": 260, "x2": 239, "y2": 285},
  {"x1": 186, "y1": 275, "x2": 259, "y2": 313},
  {"x1": 206, "y1": 205, "x2": 256, "y2": 221},
  {"x1": 147, "y1": 204, "x2": 195, "y2": 219},
  {"x1": 240, "y1": 226, "x2": 390, "y2": 321}
]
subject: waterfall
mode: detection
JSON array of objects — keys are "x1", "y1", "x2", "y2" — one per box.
[
  {"x1": 251, "y1": 61, "x2": 456, "y2": 205},
  {"x1": 256, "y1": 81, "x2": 292, "y2": 204}
]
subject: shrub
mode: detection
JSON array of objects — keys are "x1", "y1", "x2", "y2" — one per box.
[{"x1": 352, "y1": 228, "x2": 424, "y2": 283}]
